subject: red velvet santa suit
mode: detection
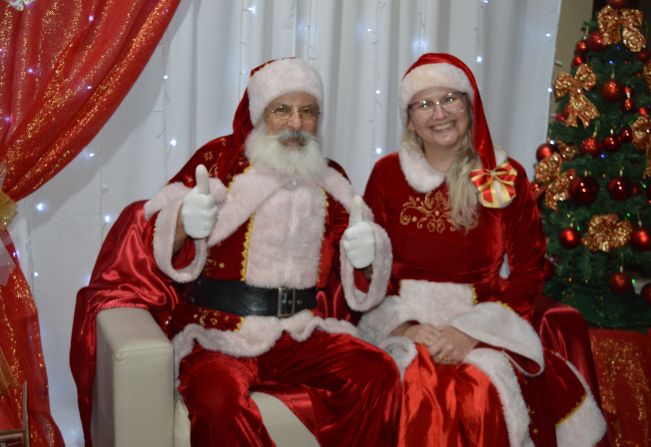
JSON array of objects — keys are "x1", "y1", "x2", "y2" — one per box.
[
  {"x1": 359, "y1": 53, "x2": 606, "y2": 447},
  {"x1": 72, "y1": 58, "x2": 400, "y2": 447}
]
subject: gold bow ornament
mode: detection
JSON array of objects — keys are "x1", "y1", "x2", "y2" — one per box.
[
  {"x1": 534, "y1": 153, "x2": 575, "y2": 211},
  {"x1": 582, "y1": 214, "x2": 633, "y2": 253},
  {"x1": 554, "y1": 64, "x2": 599, "y2": 128},
  {"x1": 597, "y1": 5, "x2": 646, "y2": 53},
  {"x1": 470, "y1": 161, "x2": 517, "y2": 209},
  {"x1": 630, "y1": 115, "x2": 651, "y2": 177}
]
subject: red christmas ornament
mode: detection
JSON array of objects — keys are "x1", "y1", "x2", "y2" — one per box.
[
  {"x1": 543, "y1": 258, "x2": 555, "y2": 280},
  {"x1": 559, "y1": 227, "x2": 581, "y2": 249},
  {"x1": 535, "y1": 142, "x2": 558, "y2": 161},
  {"x1": 603, "y1": 134, "x2": 621, "y2": 152},
  {"x1": 607, "y1": 176, "x2": 633, "y2": 200},
  {"x1": 608, "y1": 271, "x2": 633, "y2": 294},
  {"x1": 640, "y1": 106, "x2": 650, "y2": 117},
  {"x1": 579, "y1": 136, "x2": 600, "y2": 157},
  {"x1": 575, "y1": 40, "x2": 589, "y2": 54},
  {"x1": 622, "y1": 97, "x2": 636, "y2": 113},
  {"x1": 601, "y1": 79, "x2": 625, "y2": 102},
  {"x1": 587, "y1": 31, "x2": 606, "y2": 52},
  {"x1": 631, "y1": 227, "x2": 651, "y2": 251},
  {"x1": 637, "y1": 48, "x2": 651, "y2": 62},
  {"x1": 572, "y1": 55, "x2": 585, "y2": 67},
  {"x1": 570, "y1": 175, "x2": 599, "y2": 204},
  {"x1": 619, "y1": 127, "x2": 633, "y2": 142},
  {"x1": 607, "y1": 0, "x2": 629, "y2": 8},
  {"x1": 641, "y1": 283, "x2": 651, "y2": 304}
]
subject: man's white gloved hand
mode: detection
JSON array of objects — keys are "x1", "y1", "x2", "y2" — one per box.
[
  {"x1": 181, "y1": 164, "x2": 218, "y2": 239},
  {"x1": 342, "y1": 195, "x2": 375, "y2": 269}
]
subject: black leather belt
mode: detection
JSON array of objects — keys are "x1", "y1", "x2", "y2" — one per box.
[{"x1": 186, "y1": 278, "x2": 318, "y2": 318}]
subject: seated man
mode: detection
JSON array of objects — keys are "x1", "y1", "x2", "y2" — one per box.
[{"x1": 71, "y1": 58, "x2": 400, "y2": 446}]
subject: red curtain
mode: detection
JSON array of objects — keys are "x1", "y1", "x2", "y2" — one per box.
[{"x1": 0, "y1": 0, "x2": 179, "y2": 445}]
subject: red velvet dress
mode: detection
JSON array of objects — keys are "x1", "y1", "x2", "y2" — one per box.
[{"x1": 361, "y1": 150, "x2": 605, "y2": 447}]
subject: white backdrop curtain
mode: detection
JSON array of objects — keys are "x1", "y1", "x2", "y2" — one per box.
[{"x1": 8, "y1": 0, "x2": 561, "y2": 444}]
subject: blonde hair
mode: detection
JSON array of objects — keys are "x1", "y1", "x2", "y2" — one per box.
[{"x1": 401, "y1": 123, "x2": 481, "y2": 232}]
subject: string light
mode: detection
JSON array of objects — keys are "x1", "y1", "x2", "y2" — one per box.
[
  {"x1": 246, "y1": 5, "x2": 256, "y2": 13},
  {"x1": 35, "y1": 202, "x2": 47, "y2": 212},
  {"x1": 163, "y1": 74, "x2": 168, "y2": 80},
  {"x1": 476, "y1": 55, "x2": 483, "y2": 63},
  {"x1": 375, "y1": 147, "x2": 383, "y2": 155},
  {"x1": 33, "y1": 272, "x2": 39, "y2": 278},
  {"x1": 545, "y1": 33, "x2": 551, "y2": 38},
  {"x1": 103, "y1": 215, "x2": 112, "y2": 223},
  {"x1": 547, "y1": 87, "x2": 553, "y2": 93},
  {"x1": 88, "y1": 15, "x2": 95, "y2": 22},
  {"x1": 169, "y1": 138, "x2": 177, "y2": 147}
]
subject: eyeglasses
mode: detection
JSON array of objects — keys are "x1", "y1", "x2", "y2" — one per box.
[
  {"x1": 267, "y1": 104, "x2": 320, "y2": 121},
  {"x1": 408, "y1": 92, "x2": 466, "y2": 117}
]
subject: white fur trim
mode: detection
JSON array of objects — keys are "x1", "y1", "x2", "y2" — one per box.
[
  {"x1": 171, "y1": 310, "x2": 357, "y2": 382},
  {"x1": 400, "y1": 63, "x2": 473, "y2": 123},
  {"x1": 340, "y1": 222, "x2": 392, "y2": 311},
  {"x1": 450, "y1": 302, "x2": 544, "y2": 375},
  {"x1": 145, "y1": 180, "x2": 227, "y2": 282},
  {"x1": 358, "y1": 296, "x2": 416, "y2": 343},
  {"x1": 248, "y1": 58, "x2": 324, "y2": 125},
  {"x1": 464, "y1": 349, "x2": 534, "y2": 447},
  {"x1": 397, "y1": 143, "x2": 510, "y2": 194},
  {"x1": 555, "y1": 360, "x2": 607, "y2": 447},
  {"x1": 398, "y1": 143, "x2": 446, "y2": 192},
  {"x1": 362, "y1": 280, "x2": 544, "y2": 369},
  {"x1": 377, "y1": 336, "x2": 417, "y2": 380},
  {"x1": 243, "y1": 180, "x2": 327, "y2": 288}
]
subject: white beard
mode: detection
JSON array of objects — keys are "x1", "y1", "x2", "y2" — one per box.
[{"x1": 244, "y1": 126, "x2": 328, "y2": 180}]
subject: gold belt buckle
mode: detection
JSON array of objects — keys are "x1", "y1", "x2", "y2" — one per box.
[{"x1": 277, "y1": 287, "x2": 297, "y2": 318}]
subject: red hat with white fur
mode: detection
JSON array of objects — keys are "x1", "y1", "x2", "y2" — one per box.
[
  {"x1": 399, "y1": 53, "x2": 496, "y2": 172},
  {"x1": 247, "y1": 58, "x2": 324, "y2": 125}
]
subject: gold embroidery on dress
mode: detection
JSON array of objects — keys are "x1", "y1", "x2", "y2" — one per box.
[{"x1": 399, "y1": 191, "x2": 454, "y2": 233}]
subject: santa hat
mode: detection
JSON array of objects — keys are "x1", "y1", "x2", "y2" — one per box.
[
  {"x1": 400, "y1": 54, "x2": 517, "y2": 208},
  {"x1": 399, "y1": 53, "x2": 496, "y2": 173},
  {"x1": 247, "y1": 58, "x2": 323, "y2": 125}
]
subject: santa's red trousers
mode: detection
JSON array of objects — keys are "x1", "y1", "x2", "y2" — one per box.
[{"x1": 178, "y1": 330, "x2": 401, "y2": 446}]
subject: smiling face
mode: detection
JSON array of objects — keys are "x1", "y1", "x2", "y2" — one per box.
[{"x1": 407, "y1": 86, "x2": 470, "y2": 154}]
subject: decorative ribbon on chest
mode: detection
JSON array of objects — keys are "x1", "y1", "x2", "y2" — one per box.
[{"x1": 469, "y1": 161, "x2": 517, "y2": 209}]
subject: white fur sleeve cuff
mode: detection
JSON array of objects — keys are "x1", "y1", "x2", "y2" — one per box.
[
  {"x1": 144, "y1": 180, "x2": 226, "y2": 283},
  {"x1": 358, "y1": 296, "x2": 416, "y2": 345},
  {"x1": 450, "y1": 301, "x2": 544, "y2": 374},
  {"x1": 339, "y1": 222, "x2": 392, "y2": 311}
]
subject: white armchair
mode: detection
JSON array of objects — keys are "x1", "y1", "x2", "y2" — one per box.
[{"x1": 92, "y1": 307, "x2": 318, "y2": 447}]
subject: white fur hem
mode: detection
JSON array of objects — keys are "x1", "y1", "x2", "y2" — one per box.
[
  {"x1": 555, "y1": 360, "x2": 607, "y2": 447},
  {"x1": 464, "y1": 348, "x2": 533, "y2": 447},
  {"x1": 171, "y1": 310, "x2": 357, "y2": 381}
]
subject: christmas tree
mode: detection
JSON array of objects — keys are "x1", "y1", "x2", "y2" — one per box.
[{"x1": 535, "y1": 0, "x2": 651, "y2": 329}]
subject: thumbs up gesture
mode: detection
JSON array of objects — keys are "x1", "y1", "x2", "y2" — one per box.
[
  {"x1": 181, "y1": 164, "x2": 218, "y2": 239},
  {"x1": 341, "y1": 195, "x2": 376, "y2": 269}
]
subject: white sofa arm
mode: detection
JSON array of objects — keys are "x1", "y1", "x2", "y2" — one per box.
[{"x1": 93, "y1": 307, "x2": 174, "y2": 447}]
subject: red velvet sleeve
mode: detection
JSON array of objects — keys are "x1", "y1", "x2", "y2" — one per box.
[{"x1": 490, "y1": 160, "x2": 546, "y2": 320}]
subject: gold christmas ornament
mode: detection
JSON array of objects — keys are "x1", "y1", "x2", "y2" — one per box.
[
  {"x1": 554, "y1": 64, "x2": 599, "y2": 128},
  {"x1": 582, "y1": 214, "x2": 633, "y2": 252},
  {"x1": 631, "y1": 115, "x2": 651, "y2": 177},
  {"x1": 544, "y1": 169, "x2": 575, "y2": 211},
  {"x1": 597, "y1": 5, "x2": 646, "y2": 52},
  {"x1": 557, "y1": 140, "x2": 577, "y2": 160}
]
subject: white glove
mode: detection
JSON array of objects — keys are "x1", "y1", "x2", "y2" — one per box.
[
  {"x1": 181, "y1": 164, "x2": 218, "y2": 239},
  {"x1": 342, "y1": 195, "x2": 375, "y2": 269}
]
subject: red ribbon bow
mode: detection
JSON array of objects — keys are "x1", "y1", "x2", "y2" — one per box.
[{"x1": 469, "y1": 161, "x2": 518, "y2": 208}]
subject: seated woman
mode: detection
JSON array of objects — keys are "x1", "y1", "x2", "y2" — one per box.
[{"x1": 359, "y1": 53, "x2": 607, "y2": 446}]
